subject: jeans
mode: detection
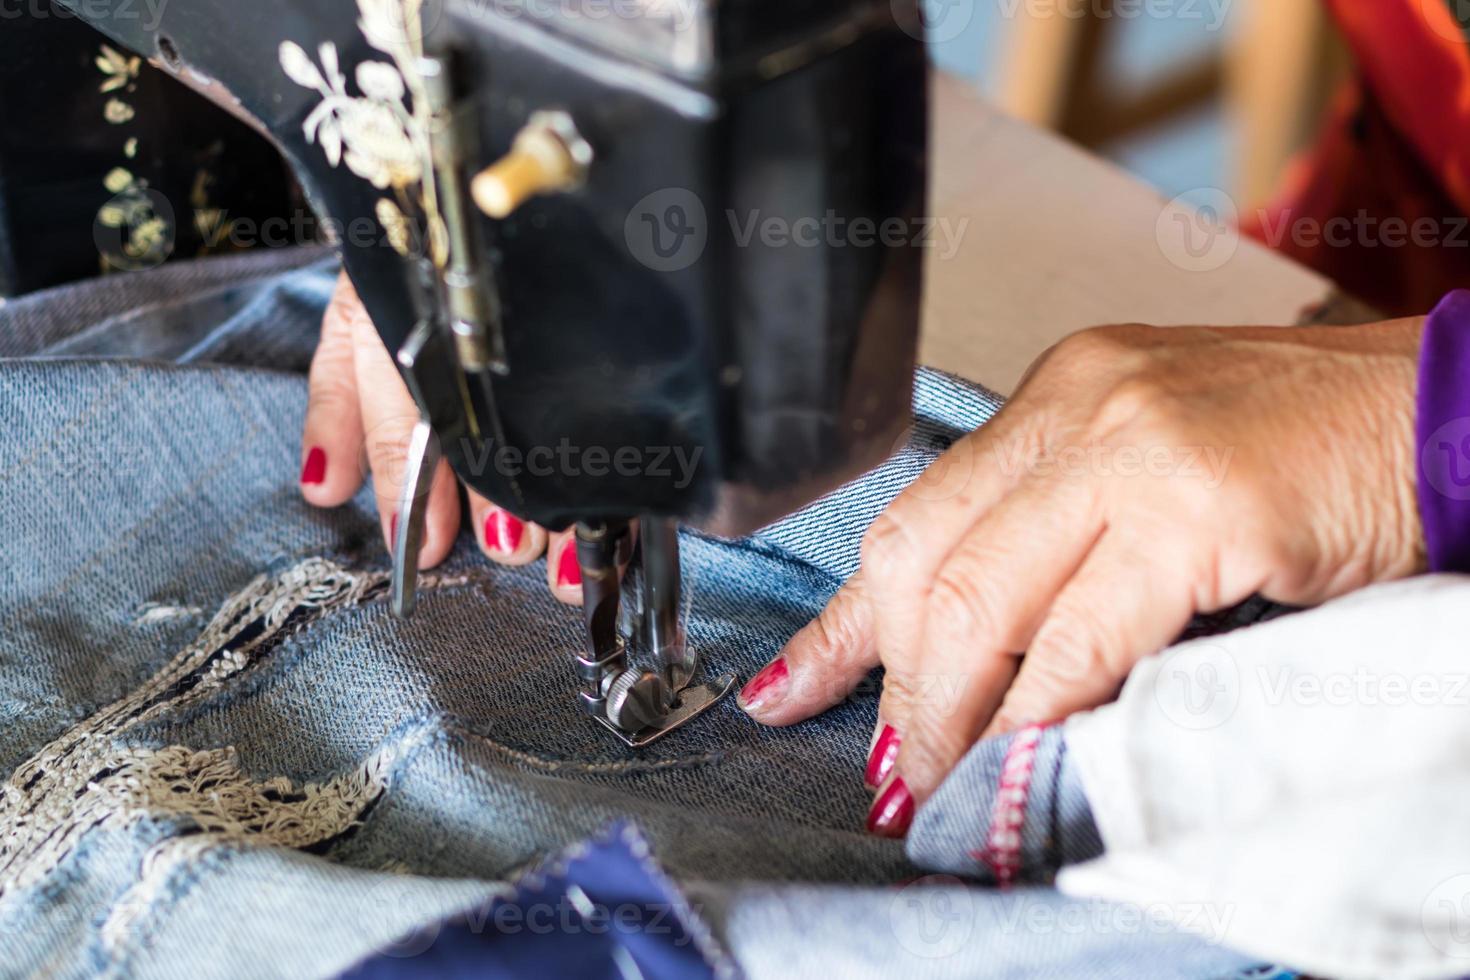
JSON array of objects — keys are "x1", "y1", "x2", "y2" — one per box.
[{"x1": 0, "y1": 248, "x2": 1267, "y2": 979}]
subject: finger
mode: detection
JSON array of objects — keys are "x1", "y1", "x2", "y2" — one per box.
[
  {"x1": 544, "y1": 521, "x2": 639, "y2": 605},
  {"x1": 983, "y1": 531, "x2": 1195, "y2": 739},
  {"x1": 859, "y1": 408, "x2": 1046, "y2": 743},
  {"x1": 350, "y1": 294, "x2": 460, "y2": 568},
  {"x1": 300, "y1": 272, "x2": 367, "y2": 507},
  {"x1": 738, "y1": 573, "x2": 878, "y2": 728},
  {"x1": 867, "y1": 662, "x2": 931, "y2": 791},
  {"x1": 408, "y1": 459, "x2": 462, "y2": 569},
  {"x1": 876, "y1": 474, "x2": 1104, "y2": 835},
  {"x1": 465, "y1": 487, "x2": 549, "y2": 566},
  {"x1": 546, "y1": 528, "x2": 582, "y2": 605},
  {"x1": 860, "y1": 329, "x2": 1134, "y2": 745},
  {"x1": 861, "y1": 409, "x2": 1049, "y2": 795}
]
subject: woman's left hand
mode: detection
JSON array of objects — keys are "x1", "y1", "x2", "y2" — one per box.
[
  {"x1": 737, "y1": 317, "x2": 1428, "y2": 836},
  {"x1": 299, "y1": 272, "x2": 587, "y2": 602}
]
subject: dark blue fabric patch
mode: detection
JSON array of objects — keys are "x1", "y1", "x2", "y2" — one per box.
[{"x1": 339, "y1": 823, "x2": 723, "y2": 980}]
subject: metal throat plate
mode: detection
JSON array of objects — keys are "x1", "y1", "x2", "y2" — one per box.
[{"x1": 595, "y1": 672, "x2": 738, "y2": 748}]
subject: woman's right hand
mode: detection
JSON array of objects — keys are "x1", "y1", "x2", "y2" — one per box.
[
  {"x1": 741, "y1": 315, "x2": 1428, "y2": 836},
  {"x1": 297, "y1": 271, "x2": 586, "y2": 603}
]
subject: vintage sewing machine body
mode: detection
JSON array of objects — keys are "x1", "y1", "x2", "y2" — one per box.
[{"x1": 57, "y1": 0, "x2": 929, "y2": 745}]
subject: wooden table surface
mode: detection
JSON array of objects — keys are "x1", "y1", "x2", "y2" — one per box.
[{"x1": 921, "y1": 73, "x2": 1337, "y2": 396}]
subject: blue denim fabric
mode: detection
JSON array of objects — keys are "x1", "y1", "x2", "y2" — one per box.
[
  {"x1": 0, "y1": 249, "x2": 1265, "y2": 979},
  {"x1": 0, "y1": 245, "x2": 333, "y2": 367},
  {"x1": 341, "y1": 823, "x2": 723, "y2": 980},
  {"x1": 692, "y1": 881, "x2": 1280, "y2": 980},
  {"x1": 908, "y1": 726, "x2": 1104, "y2": 885}
]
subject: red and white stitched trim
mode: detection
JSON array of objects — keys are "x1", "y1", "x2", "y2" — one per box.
[{"x1": 976, "y1": 724, "x2": 1045, "y2": 887}]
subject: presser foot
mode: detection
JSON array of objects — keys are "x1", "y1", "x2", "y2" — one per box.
[
  {"x1": 593, "y1": 673, "x2": 737, "y2": 748},
  {"x1": 574, "y1": 517, "x2": 736, "y2": 748}
]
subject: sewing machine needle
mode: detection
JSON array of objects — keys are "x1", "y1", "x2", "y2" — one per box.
[{"x1": 640, "y1": 518, "x2": 697, "y2": 692}]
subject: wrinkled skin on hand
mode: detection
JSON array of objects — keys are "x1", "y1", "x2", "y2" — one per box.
[{"x1": 739, "y1": 316, "x2": 1428, "y2": 836}]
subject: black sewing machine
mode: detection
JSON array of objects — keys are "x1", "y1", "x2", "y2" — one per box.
[{"x1": 46, "y1": 0, "x2": 929, "y2": 745}]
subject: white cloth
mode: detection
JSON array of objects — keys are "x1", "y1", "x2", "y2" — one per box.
[{"x1": 1061, "y1": 575, "x2": 1470, "y2": 980}]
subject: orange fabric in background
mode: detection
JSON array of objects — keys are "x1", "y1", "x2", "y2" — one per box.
[{"x1": 1249, "y1": 0, "x2": 1470, "y2": 315}]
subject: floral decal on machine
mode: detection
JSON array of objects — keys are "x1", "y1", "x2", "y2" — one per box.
[{"x1": 278, "y1": 0, "x2": 447, "y2": 263}]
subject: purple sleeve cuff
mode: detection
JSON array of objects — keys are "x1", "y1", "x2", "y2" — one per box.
[{"x1": 1416, "y1": 289, "x2": 1470, "y2": 573}]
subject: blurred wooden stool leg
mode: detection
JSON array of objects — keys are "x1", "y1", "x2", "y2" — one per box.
[
  {"x1": 996, "y1": 0, "x2": 1222, "y2": 148},
  {"x1": 996, "y1": 0, "x2": 1343, "y2": 200},
  {"x1": 1229, "y1": 0, "x2": 1345, "y2": 206},
  {"x1": 997, "y1": 0, "x2": 1111, "y2": 134}
]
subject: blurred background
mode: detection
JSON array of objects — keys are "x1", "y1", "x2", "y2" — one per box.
[{"x1": 932, "y1": 0, "x2": 1347, "y2": 207}]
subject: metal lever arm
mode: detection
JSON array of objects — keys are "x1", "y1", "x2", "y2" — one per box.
[{"x1": 391, "y1": 419, "x2": 442, "y2": 618}]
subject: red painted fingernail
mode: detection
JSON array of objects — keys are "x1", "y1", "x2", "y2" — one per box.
[
  {"x1": 556, "y1": 543, "x2": 581, "y2": 588},
  {"x1": 867, "y1": 777, "x2": 914, "y2": 838},
  {"x1": 483, "y1": 509, "x2": 525, "y2": 555},
  {"x1": 301, "y1": 447, "x2": 327, "y2": 485},
  {"x1": 865, "y1": 724, "x2": 902, "y2": 789},
  {"x1": 737, "y1": 658, "x2": 790, "y2": 713}
]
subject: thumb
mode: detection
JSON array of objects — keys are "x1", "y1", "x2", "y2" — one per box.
[
  {"x1": 300, "y1": 272, "x2": 367, "y2": 507},
  {"x1": 739, "y1": 573, "x2": 879, "y2": 727}
]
